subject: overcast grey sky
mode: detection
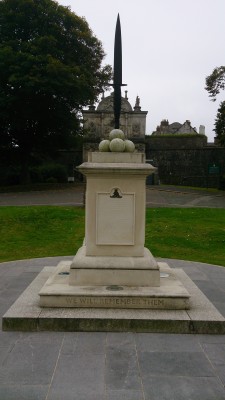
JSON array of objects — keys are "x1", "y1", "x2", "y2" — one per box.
[{"x1": 59, "y1": 0, "x2": 224, "y2": 141}]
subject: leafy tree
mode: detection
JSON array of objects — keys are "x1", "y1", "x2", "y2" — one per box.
[
  {"x1": 214, "y1": 101, "x2": 225, "y2": 146},
  {"x1": 0, "y1": 0, "x2": 111, "y2": 183},
  {"x1": 205, "y1": 66, "x2": 225, "y2": 146},
  {"x1": 205, "y1": 66, "x2": 225, "y2": 101}
]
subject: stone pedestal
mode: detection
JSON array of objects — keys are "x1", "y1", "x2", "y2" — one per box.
[{"x1": 69, "y1": 152, "x2": 160, "y2": 287}]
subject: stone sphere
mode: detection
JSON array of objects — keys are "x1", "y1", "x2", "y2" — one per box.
[
  {"x1": 124, "y1": 139, "x2": 135, "y2": 153},
  {"x1": 109, "y1": 138, "x2": 125, "y2": 152},
  {"x1": 99, "y1": 139, "x2": 110, "y2": 152},
  {"x1": 109, "y1": 129, "x2": 125, "y2": 141}
]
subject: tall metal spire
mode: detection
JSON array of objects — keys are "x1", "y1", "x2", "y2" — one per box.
[{"x1": 113, "y1": 14, "x2": 126, "y2": 129}]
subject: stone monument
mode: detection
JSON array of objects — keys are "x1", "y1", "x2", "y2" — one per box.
[
  {"x1": 39, "y1": 15, "x2": 190, "y2": 310},
  {"x1": 69, "y1": 130, "x2": 160, "y2": 288},
  {"x1": 39, "y1": 126, "x2": 190, "y2": 309}
]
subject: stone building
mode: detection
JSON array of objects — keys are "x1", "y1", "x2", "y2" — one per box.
[
  {"x1": 82, "y1": 91, "x2": 147, "y2": 140},
  {"x1": 153, "y1": 119, "x2": 205, "y2": 135}
]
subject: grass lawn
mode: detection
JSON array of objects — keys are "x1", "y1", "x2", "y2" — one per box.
[
  {"x1": 0, "y1": 206, "x2": 224, "y2": 266},
  {"x1": 145, "y1": 208, "x2": 225, "y2": 266}
]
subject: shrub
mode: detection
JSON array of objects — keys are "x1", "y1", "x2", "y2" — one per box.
[
  {"x1": 0, "y1": 166, "x2": 20, "y2": 185},
  {"x1": 30, "y1": 163, "x2": 67, "y2": 183}
]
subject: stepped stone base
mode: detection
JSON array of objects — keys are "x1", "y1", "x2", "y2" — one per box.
[
  {"x1": 39, "y1": 261, "x2": 190, "y2": 310},
  {"x1": 2, "y1": 263, "x2": 225, "y2": 333}
]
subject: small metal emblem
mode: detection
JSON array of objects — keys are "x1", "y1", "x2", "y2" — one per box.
[{"x1": 110, "y1": 188, "x2": 122, "y2": 198}]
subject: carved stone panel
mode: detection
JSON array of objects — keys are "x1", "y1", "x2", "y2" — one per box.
[{"x1": 96, "y1": 189, "x2": 135, "y2": 245}]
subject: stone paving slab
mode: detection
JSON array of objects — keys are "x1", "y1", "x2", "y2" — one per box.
[
  {"x1": 0, "y1": 258, "x2": 225, "y2": 400},
  {"x1": 2, "y1": 266, "x2": 225, "y2": 333}
]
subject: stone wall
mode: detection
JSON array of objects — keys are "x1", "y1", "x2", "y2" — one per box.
[
  {"x1": 147, "y1": 135, "x2": 207, "y2": 150},
  {"x1": 145, "y1": 135, "x2": 225, "y2": 188}
]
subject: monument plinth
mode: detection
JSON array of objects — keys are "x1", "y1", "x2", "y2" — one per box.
[{"x1": 69, "y1": 151, "x2": 160, "y2": 287}]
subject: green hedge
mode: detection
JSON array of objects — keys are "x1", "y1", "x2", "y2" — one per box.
[
  {"x1": 30, "y1": 163, "x2": 67, "y2": 183},
  {"x1": 147, "y1": 134, "x2": 206, "y2": 138}
]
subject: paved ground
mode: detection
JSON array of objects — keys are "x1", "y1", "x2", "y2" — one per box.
[
  {"x1": 0, "y1": 184, "x2": 225, "y2": 207},
  {"x1": 0, "y1": 186, "x2": 225, "y2": 399},
  {"x1": 0, "y1": 185, "x2": 85, "y2": 207},
  {"x1": 147, "y1": 186, "x2": 225, "y2": 208},
  {"x1": 0, "y1": 257, "x2": 225, "y2": 400}
]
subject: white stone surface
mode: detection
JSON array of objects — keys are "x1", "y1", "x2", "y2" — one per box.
[
  {"x1": 96, "y1": 192, "x2": 135, "y2": 245},
  {"x1": 39, "y1": 261, "x2": 189, "y2": 309},
  {"x1": 109, "y1": 128, "x2": 125, "y2": 141},
  {"x1": 79, "y1": 155, "x2": 155, "y2": 257},
  {"x1": 99, "y1": 139, "x2": 110, "y2": 152},
  {"x1": 88, "y1": 152, "x2": 146, "y2": 163},
  {"x1": 70, "y1": 246, "x2": 158, "y2": 270},
  {"x1": 109, "y1": 138, "x2": 125, "y2": 152},
  {"x1": 124, "y1": 139, "x2": 135, "y2": 152},
  {"x1": 70, "y1": 246, "x2": 159, "y2": 286}
]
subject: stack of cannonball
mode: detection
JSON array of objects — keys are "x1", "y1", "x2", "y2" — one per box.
[{"x1": 99, "y1": 129, "x2": 135, "y2": 153}]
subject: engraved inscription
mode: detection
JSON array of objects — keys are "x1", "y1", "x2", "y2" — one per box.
[
  {"x1": 65, "y1": 296, "x2": 166, "y2": 309},
  {"x1": 96, "y1": 192, "x2": 135, "y2": 245}
]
